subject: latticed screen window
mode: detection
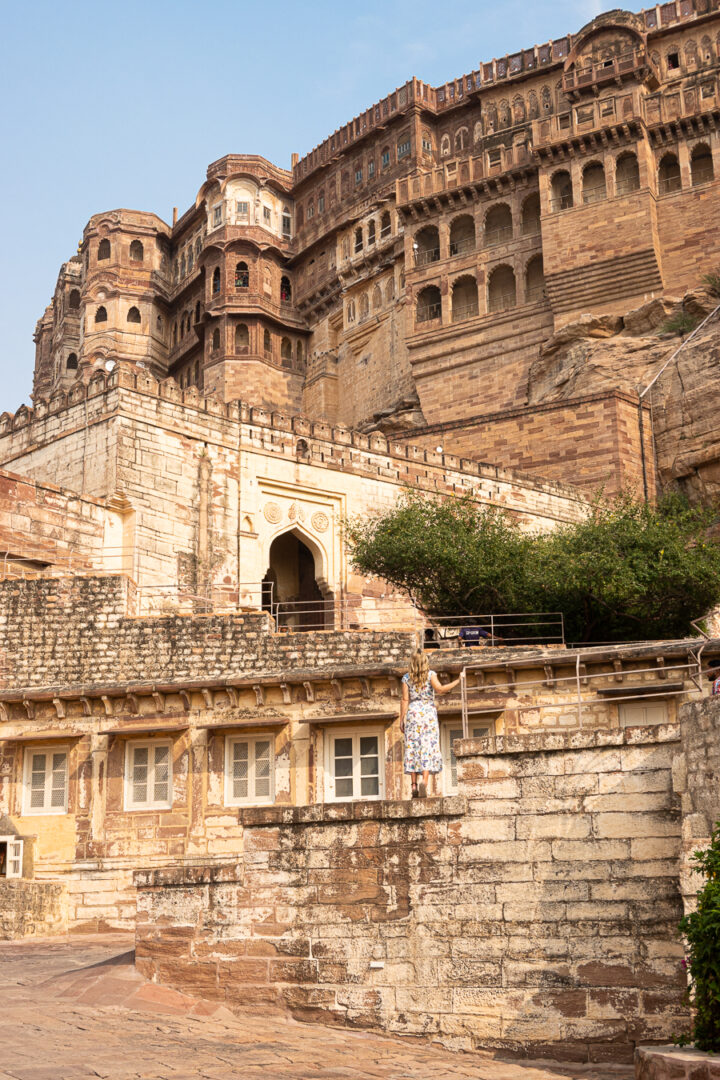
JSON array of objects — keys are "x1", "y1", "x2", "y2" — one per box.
[
  {"x1": 0, "y1": 837, "x2": 23, "y2": 878},
  {"x1": 125, "y1": 742, "x2": 172, "y2": 810},
  {"x1": 212, "y1": 205, "x2": 222, "y2": 226},
  {"x1": 24, "y1": 749, "x2": 68, "y2": 814},
  {"x1": 442, "y1": 724, "x2": 491, "y2": 793},
  {"x1": 225, "y1": 737, "x2": 274, "y2": 805},
  {"x1": 328, "y1": 731, "x2": 382, "y2": 802},
  {"x1": 236, "y1": 201, "x2": 250, "y2": 218}
]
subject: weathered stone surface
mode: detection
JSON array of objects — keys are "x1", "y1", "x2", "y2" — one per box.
[{"x1": 635, "y1": 1045, "x2": 720, "y2": 1079}]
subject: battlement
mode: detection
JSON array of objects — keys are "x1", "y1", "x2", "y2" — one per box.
[
  {"x1": 293, "y1": 1, "x2": 713, "y2": 181},
  {"x1": 0, "y1": 367, "x2": 588, "y2": 510}
]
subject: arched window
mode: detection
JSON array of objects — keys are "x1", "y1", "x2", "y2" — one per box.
[
  {"x1": 582, "y1": 162, "x2": 606, "y2": 204},
  {"x1": 487, "y1": 264, "x2": 517, "y2": 313},
  {"x1": 359, "y1": 293, "x2": 370, "y2": 321},
  {"x1": 130, "y1": 240, "x2": 144, "y2": 262},
  {"x1": 280, "y1": 337, "x2": 293, "y2": 366},
  {"x1": 440, "y1": 134, "x2": 451, "y2": 157},
  {"x1": 449, "y1": 215, "x2": 475, "y2": 257},
  {"x1": 187, "y1": 248, "x2": 194, "y2": 273},
  {"x1": 234, "y1": 262, "x2": 248, "y2": 289},
  {"x1": 180, "y1": 254, "x2": 186, "y2": 278},
  {"x1": 95, "y1": 305, "x2": 107, "y2": 323},
  {"x1": 413, "y1": 225, "x2": 440, "y2": 266},
  {"x1": 127, "y1": 306, "x2": 141, "y2": 323},
  {"x1": 372, "y1": 284, "x2": 383, "y2": 310},
  {"x1": 367, "y1": 220, "x2": 376, "y2": 245},
  {"x1": 451, "y1": 276, "x2": 479, "y2": 322},
  {"x1": 550, "y1": 170, "x2": 573, "y2": 211},
  {"x1": 68, "y1": 289, "x2": 81, "y2": 310},
  {"x1": 521, "y1": 193, "x2": 541, "y2": 235},
  {"x1": 346, "y1": 299, "x2": 355, "y2": 323},
  {"x1": 212, "y1": 267, "x2": 221, "y2": 294},
  {"x1": 172, "y1": 322, "x2": 177, "y2": 345},
  {"x1": 455, "y1": 127, "x2": 469, "y2": 151},
  {"x1": 385, "y1": 277, "x2": 395, "y2": 303},
  {"x1": 212, "y1": 328, "x2": 220, "y2": 351},
  {"x1": 484, "y1": 204, "x2": 513, "y2": 247},
  {"x1": 525, "y1": 255, "x2": 545, "y2": 303},
  {"x1": 296, "y1": 341, "x2": 304, "y2": 364},
  {"x1": 658, "y1": 152, "x2": 681, "y2": 194},
  {"x1": 195, "y1": 237, "x2": 202, "y2": 258},
  {"x1": 691, "y1": 143, "x2": 714, "y2": 186},
  {"x1": 235, "y1": 323, "x2": 249, "y2": 354},
  {"x1": 616, "y1": 152, "x2": 640, "y2": 195},
  {"x1": 380, "y1": 211, "x2": 392, "y2": 239},
  {"x1": 280, "y1": 276, "x2": 292, "y2": 302},
  {"x1": 354, "y1": 227, "x2": 363, "y2": 253},
  {"x1": 261, "y1": 329, "x2": 270, "y2": 356},
  {"x1": 416, "y1": 285, "x2": 442, "y2": 323},
  {"x1": 66, "y1": 353, "x2": 78, "y2": 370},
  {"x1": 194, "y1": 301, "x2": 201, "y2": 323},
  {"x1": 98, "y1": 238, "x2": 110, "y2": 261}
]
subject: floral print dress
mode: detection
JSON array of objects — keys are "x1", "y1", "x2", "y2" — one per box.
[{"x1": 402, "y1": 672, "x2": 443, "y2": 775}]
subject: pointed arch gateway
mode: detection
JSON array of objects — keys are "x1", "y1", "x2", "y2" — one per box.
[{"x1": 262, "y1": 526, "x2": 333, "y2": 630}]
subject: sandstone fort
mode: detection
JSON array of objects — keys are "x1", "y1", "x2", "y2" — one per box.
[{"x1": 2, "y1": 3, "x2": 720, "y2": 1071}]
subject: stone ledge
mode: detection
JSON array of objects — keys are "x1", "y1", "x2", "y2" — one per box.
[
  {"x1": 238, "y1": 795, "x2": 467, "y2": 827},
  {"x1": 455, "y1": 723, "x2": 681, "y2": 757},
  {"x1": 635, "y1": 1045, "x2": 720, "y2": 1079},
  {"x1": 134, "y1": 862, "x2": 243, "y2": 889}
]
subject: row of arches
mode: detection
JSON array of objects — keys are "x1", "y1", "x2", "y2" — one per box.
[
  {"x1": 172, "y1": 302, "x2": 204, "y2": 347},
  {"x1": 346, "y1": 277, "x2": 396, "y2": 324},
  {"x1": 549, "y1": 145, "x2": 715, "y2": 211},
  {"x1": 413, "y1": 194, "x2": 541, "y2": 265},
  {"x1": 96, "y1": 238, "x2": 144, "y2": 263},
  {"x1": 93, "y1": 305, "x2": 142, "y2": 325},
  {"x1": 415, "y1": 257, "x2": 544, "y2": 325},
  {"x1": 346, "y1": 212, "x2": 394, "y2": 258},
  {"x1": 209, "y1": 324, "x2": 305, "y2": 368},
  {"x1": 210, "y1": 264, "x2": 293, "y2": 303}
]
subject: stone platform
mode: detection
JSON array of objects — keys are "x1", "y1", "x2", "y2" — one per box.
[
  {"x1": 635, "y1": 1045, "x2": 720, "y2": 1079},
  {"x1": 0, "y1": 935, "x2": 635, "y2": 1080}
]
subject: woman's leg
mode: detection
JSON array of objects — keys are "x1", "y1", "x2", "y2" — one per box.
[{"x1": 411, "y1": 771, "x2": 419, "y2": 796}]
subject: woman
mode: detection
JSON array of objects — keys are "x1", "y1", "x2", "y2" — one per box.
[{"x1": 399, "y1": 650, "x2": 460, "y2": 798}]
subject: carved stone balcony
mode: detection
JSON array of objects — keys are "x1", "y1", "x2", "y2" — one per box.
[{"x1": 562, "y1": 48, "x2": 659, "y2": 100}]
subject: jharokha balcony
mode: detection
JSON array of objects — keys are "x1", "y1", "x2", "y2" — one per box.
[{"x1": 562, "y1": 48, "x2": 660, "y2": 99}]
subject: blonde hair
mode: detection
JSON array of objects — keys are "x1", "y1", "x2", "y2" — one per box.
[{"x1": 408, "y1": 650, "x2": 430, "y2": 690}]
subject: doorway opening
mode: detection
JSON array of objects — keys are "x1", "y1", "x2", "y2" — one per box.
[{"x1": 262, "y1": 531, "x2": 329, "y2": 630}]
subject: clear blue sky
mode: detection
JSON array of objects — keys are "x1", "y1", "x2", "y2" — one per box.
[{"x1": 0, "y1": 0, "x2": 612, "y2": 413}]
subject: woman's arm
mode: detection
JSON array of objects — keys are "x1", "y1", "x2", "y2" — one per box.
[
  {"x1": 399, "y1": 680, "x2": 409, "y2": 731},
  {"x1": 430, "y1": 672, "x2": 461, "y2": 695}
]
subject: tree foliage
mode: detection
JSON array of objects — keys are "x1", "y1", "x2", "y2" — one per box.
[
  {"x1": 677, "y1": 823, "x2": 720, "y2": 1052},
  {"x1": 344, "y1": 489, "x2": 720, "y2": 643}
]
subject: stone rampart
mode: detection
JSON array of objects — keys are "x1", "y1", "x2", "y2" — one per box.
[
  {"x1": 134, "y1": 726, "x2": 686, "y2": 1063},
  {"x1": 671, "y1": 695, "x2": 720, "y2": 909}
]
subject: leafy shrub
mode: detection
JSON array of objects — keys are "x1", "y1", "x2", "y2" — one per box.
[
  {"x1": 701, "y1": 269, "x2": 720, "y2": 299},
  {"x1": 677, "y1": 823, "x2": 720, "y2": 1052},
  {"x1": 659, "y1": 311, "x2": 701, "y2": 337}
]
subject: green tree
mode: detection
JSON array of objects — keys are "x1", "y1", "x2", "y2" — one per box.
[
  {"x1": 344, "y1": 489, "x2": 720, "y2": 643},
  {"x1": 677, "y1": 824, "x2": 720, "y2": 1052}
]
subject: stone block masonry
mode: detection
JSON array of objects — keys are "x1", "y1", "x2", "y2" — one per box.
[
  {"x1": 134, "y1": 726, "x2": 687, "y2": 1063},
  {"x1": 0, "y1": 880, "x2": 67, "y2": 938}
]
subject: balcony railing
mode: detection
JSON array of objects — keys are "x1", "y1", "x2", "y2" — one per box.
[
  {"x1": 658, "y1": 174, "x2": 682, "y2": 194},
  {"x1": 449, "y1": 236, "x2": 475, "y2": 257},
  {"x1": 488, "y1": 292, "x2": 516, "y2": 314},
  {"x1": 521, "y1": 219, "x2": 541, "y2": 236},
  {"x1": 562, "y1": 49, "x2": 655, "y2": 95},
  {"x1": 550, "y1": 193, "x2": 574, "y2": 212},
  {"x1": 484, "y1": 225, "x2": 513, "y2": 247},
  {"x1": 615, "y1": 176, "x2": 641, "y2": 196},
  {"x1": 414, "y1": 247, "x2": 441, "y2": 266},
  {"x1": 416, "y1": 302, "x2": 442, "y2": 323},
  {"x1": 525, "y1": 285, "x2": 546, "y2": 303},
  {"x1": 451, "y1": 302, "x2": 479, "y2": 323},
  {"x1": 582, "y1": 185, "x2": 607, "y2": 205}
]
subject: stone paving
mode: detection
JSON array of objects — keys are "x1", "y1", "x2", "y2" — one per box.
[{"x1": 0, "y1": 937, "x2": 635, "y2": 1080}]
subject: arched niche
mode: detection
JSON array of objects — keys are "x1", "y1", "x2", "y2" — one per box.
[{"x1": 262, "y1": 527, "x2": 332, "y2": 631}]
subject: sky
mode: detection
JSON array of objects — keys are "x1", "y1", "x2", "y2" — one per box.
[{"x1": 0, "y1": 0, "x2": 614, "y2": 413}]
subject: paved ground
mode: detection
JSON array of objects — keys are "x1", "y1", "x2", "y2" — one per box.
[{"x1": 0, "y1": 937, "x2": 635, "y2": 1080}]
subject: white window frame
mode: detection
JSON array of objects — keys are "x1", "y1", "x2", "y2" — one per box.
[
  {"x1": 22, "y1": 745, "x2": 69, "y2": 815},
  {"x1": 263, "y1": 206, "x2": 272, "y2": 225},
  {"x1": 124, "y1": 739, "x2": 173, "y2": 811},
  {"x1": 441, "y1": 721, "x2": 494, "y2": 795},
  {"x1": 0, "y1": 836, "x2": 23, "y2": 879},
  {"x1": 236, "y1": 200, "x2": 250, "y2": 219},
  {"x1": 618, "y1": 699, "x2": 669, "y2": 728},
  {"x1": 224, "y1": 734, "x2": 275, "y2": 807},
  {"x1": 212, "y1": 204, "x2": 223, "y2": 227},
  {"x1": 324, "y1": 727, "x2": 385, "y2": 803}
]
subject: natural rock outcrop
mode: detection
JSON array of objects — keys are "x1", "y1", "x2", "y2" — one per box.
[{"x1": 527, "y1": 291, "x2": 720, "y2": 499}]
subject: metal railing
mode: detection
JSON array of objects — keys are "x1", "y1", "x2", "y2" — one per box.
[
  {"x1": 488, "y1": 292, "x2": 517, "y2": 314},
  {"x1": 451, "y1": 302, "x2": 479, "y2": 322},
  {"x1": 458, "y1": 649, "x2": 708, "y2": 738},
  {"x1": 449, "y1": 236, "x2": 475, "y2": 257},
  {"x1": 582, "y1": 185, "x2": 607, "y2": 205},
  {"x1": 484, "y1": 225, "x2": 513, "y2": 247},
  {"x1": 658, "y1": 173, "x2": 682, "y2": 195},
  {"x1": 416, "y1": 302, "x2": 442, "y2": 323},
  {"x1": 414, "y1": 247, "x2": 441, "y2": 266},
  {"x1": 550, "y1": 193, "x2": 574, "y2": 212},
  {"x1": 525, "y1": 285, "x2": 546, "y2": 303},
  {"x1": 615, "y1": 176, "x2": 640, "y2": 196}
]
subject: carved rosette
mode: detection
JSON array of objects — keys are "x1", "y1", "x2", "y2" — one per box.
[
  {"x1": 264, "y1": 502, "x2": 282, "y2": 524},
  {"x1": 311, "y1": 511, "x2": 329, "y2": 533}
]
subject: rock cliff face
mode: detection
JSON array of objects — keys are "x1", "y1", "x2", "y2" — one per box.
[{"x1": 526, "y1": 292, "x2": 720, "y2": 500}]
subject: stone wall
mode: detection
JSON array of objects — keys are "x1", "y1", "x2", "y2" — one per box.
[
  {"x1": 0, "y1": 880, "x2": 67, "y2": 939},
  {"x1": 0, "y1": 575, "x2": 412, "y2": 693},
  {"x1": 671, "y1": 696, "x2": 720, "y2": 910},
  {"x1": 134, "y1": 726, "x2": 687, "y2": 1062},
  {"x1": 391, "y1": 391, "x2": 656, "y2": 497}
]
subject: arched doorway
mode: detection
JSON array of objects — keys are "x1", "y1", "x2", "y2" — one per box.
[{"x1": 262, "y1": 531, "x2": 328, "y2": 630}]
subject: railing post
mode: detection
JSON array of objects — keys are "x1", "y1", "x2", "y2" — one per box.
[
  {"x1": 461, "y1": 667, "x2": 468, "y2": 739},
  {"x1": 575, "y1": 652, "x2": 583, "y2": 727}
]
